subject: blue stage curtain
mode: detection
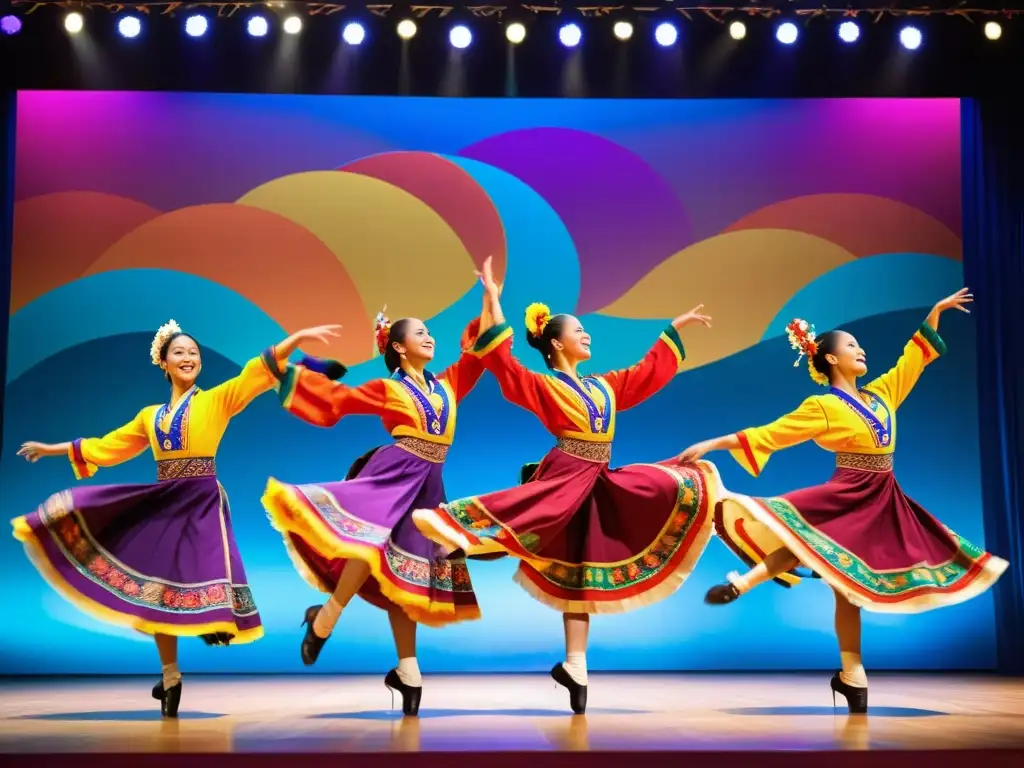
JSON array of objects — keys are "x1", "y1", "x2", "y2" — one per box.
[{"x1": 961, "y1": 98, "x2": 1024, "y2": 675}]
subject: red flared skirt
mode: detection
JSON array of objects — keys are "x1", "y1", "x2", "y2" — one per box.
[
  {"x1": 413, "y1": 446, "x2": 722, "y2": 614},
  {"x1": 715, "y1": 462, "x2": 1008, "y2": 612}
]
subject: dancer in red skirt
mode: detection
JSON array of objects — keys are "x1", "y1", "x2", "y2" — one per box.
[
  {"x1": 413, "y1": 261, "x2": 723, "y2": 714},
  {"x1": 678, "y1": 288, "x2": 1008, "y2": 713}
]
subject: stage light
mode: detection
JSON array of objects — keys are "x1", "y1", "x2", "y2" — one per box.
[
  {"x1": 506, "y1": 22, "x2": 526, "y2": 44},
  {"x1": 776, "y1": 22, "x2": 798, "y2": 45},
  {"x1": 728, "y1": 21, "x2": 746, "y2": 41},
  {"x1": 449, "y1": 24, "x2": 471, "y2": 49},
  {"x1": 118, "y1": 16, "x2": 142, "y2": 39},
  {"x1": 838, "y1": 21, "x2": 860, "y2": 43},
  {"x1": 899, "y1": 25, "x2": 922, "y2": 50},
  {"x1": 613, "y1": 21, "x2": 633, "y2": 41},
  {"x1": 397, "y1": 19, "x2": 417, "y2": 39},
  {"x1": 247, "y1": 16, "x2": 269, "y2": 37},
  {"x1": 654, "y1": 22, "x2": 677, "y2": 47},
  {"x1": 342, "y1": 22, "x2": 365, "y2": 45},
  {"x1": 184, "y1": 15, "x2": 208, "y2": 38},
  {"x1": 64, "y1": 12, "x2": 84, "y2": 34},
  {"x1": 1, "y1": 15, "x2": 21, "y2": 35},
  {"x1": 559, "y1": 23, "x2": 581, "y2": 48},
  {"x1": 984, "y1": 21, "x2": 1002, "y2": 41},
  {"x1": 283, "y1": 15, "x2": 302, "y2": 35}
]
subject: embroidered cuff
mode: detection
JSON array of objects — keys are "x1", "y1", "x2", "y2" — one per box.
[
  {"x1": 68, "y1": 439, "x2": 96, "y2": 480},
  {"x1": 660, "y1": 325, "x2": 686, "y2": 369},
  {"x1": 473, "y1": 322, "x2": 513, "y2": 357},
  {"x1": 277, "y1": 365, "x2": 299, "y2": 408},
  {"x1": 297, "y1": 355, "x2": 348, "y2": 381},
  {"x1": 916, "y1": 323, "x2": 947, "y2": 358},
  {"x1": 260, "y1": 347, "x2": 287, "y2": 382}
]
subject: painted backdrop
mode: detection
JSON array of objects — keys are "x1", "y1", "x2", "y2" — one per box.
[{"x1": 3, "y1": 94, "x2": 986, "y2": 674}]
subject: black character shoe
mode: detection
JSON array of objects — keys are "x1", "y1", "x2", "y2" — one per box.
[
  {"x1": 300, "y1": 605, "x2": 329, "y2": 666},
  {"x1": 384, "y1": 668, "x2": 422, "y2": 716},
  {"x1": 550, "y1": 663, "x2": 587, "y2": 715},
  {"x1": 704, "y1": 580, "x2": 741, "y2": 605},
  {"x1": 152, "y1": 679, "x2": 182, "y2": 718},
  {"x1": 830, "y1": 671, "x2": 868, "y2": 714}
]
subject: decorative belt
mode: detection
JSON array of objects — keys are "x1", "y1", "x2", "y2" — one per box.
[
  {"x1": 395, "y1": 437, "x2": 449, "y2": 464},
  {"x1": 836, "y1": 452, "x2": 893, "y2": 473},
  {"x1": 157, "y1": 457, "x2": 217, "y2": 481},
  {"x1": 556, "y1": 437, "x2": 611, "y2": 463}
]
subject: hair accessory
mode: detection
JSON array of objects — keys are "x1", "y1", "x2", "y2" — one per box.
[
  {"x1": 786, "y1": 318, "x2": 829, "y2": 386},
  {"x1": 374, "y1": 306, "x2": 393, "y2": 356},
  {"x1": 525, "y1": 303, "x2": 552, "y2": 338},
  {"x1": 150, "y1": 319, "x2": 183, "y2": 366}
]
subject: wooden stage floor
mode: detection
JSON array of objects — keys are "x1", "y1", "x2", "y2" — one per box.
[{"x1": 1, "y1": 673, "x2": 1022, "y2": 767}]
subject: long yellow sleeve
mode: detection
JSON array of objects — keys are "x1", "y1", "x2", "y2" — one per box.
[
  {"x1": 730, "y1": 397, "x2": 829, "y2": 477},
  {"x1": 205, "y1": 355, "x2": 278, "y2": 418},
  {"x1": 863, "y1": 324, "x2": 946, "y2": 409},
  {"x1": 69, "y1": 410, "x2": 151, "y2": 479}
]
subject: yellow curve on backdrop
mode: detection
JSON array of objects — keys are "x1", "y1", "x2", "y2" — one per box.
[{"x1": 598, "y1": 229, "x2": 856, "y2": 369}]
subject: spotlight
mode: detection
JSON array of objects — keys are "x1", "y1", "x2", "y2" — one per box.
[
  {"x1": 559, "y1": 23, "x2": 581, "y2": 48},
  {"x1": 654, "y1": 22, "x2": 677, "y2": 47},
  {"x1": 1, "y1": 15, "x2": 20, "y2": 35},
  {"x1": 184, "y1": 15, "x2": 208, "y2": 38},
  {"x1": 838, "y1": 21, "x2": 860, "y2": 43},
  {"x1": 397, "y1": 19, "x2": 417, "y2": 39},
  {"x1": 283, "y1": 15, "x2": 302, "y2": 35},
  {"x1": 506, "y1": 22, "x2": 526, "y2": 44},
  {"x1": 449, "y1": 24, "x2": 471, "y2": 49},
  {"x1": 899, "y1": 25, "x2": 922, "y2": 50},
  {"x1": 728, "y1": 21, "x2": 746, "y2": 41},
  {"x1": 118, "y1": 16, "x2": 142, "y2": 39},
  {"x1": 64, "y1": 12, "x2": 84, "y2": 34},
  {"x1": 342, "y1": 22, "x2": 365, "y2": 45},
  {"x1": 613, "y1": 21, "x2": 633, "y2": 41},
  {"x1": 984, "y1": 21, "x2": 1002, "y2": 41},
  {"x1": 776, "y1": 22, "x2": 798, "y2": 45},
  {"x1": 247, "y1": 16, "x2": 269, "y2": 37}
]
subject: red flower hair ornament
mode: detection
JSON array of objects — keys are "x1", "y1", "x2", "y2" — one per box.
[{"x1": 786, "y1": 318, "x2": 829, "y2": 387}]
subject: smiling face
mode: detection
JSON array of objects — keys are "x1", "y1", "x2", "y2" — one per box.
[
  {"x1": 822, "y1": 331, "x2": 868, "y2": 380},
  {"x1": 161, "y1": 334, "x2": 202, "y2": 388},
  {"x1": 551, "y1": 315, "x2": 593, "y2": 364},
  {"x1": 391, "y1": 318, "x2": 435, "y2": 366}
]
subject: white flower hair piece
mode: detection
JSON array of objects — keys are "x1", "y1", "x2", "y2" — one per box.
[{"x1": 150, "y1": 319, "x2": 183, "y2": 366}]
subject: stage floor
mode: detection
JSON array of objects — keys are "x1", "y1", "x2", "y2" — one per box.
[{"x1": 1, "y1": 673, "x2": 1023, "y2": 761}]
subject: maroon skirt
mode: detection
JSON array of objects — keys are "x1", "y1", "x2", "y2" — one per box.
[
  {"x1": 413, "y1": 440, "x2": 722, "y2": 614},
  {"x1": 715, "y1": 454, "x2": 1007, "y2": 612}
]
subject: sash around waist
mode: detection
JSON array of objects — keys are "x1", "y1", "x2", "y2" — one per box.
[
  {"x1": 156, "y1": 457, "x2": 217, "y2": 481},
  {"x1": 835, "y1": 452, "x2": 893, "y2": 473},
  {"x1": 555, "y1": 437, "x2": 611, "y2": 463}
]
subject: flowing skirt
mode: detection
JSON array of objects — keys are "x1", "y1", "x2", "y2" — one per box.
[
  {"x1": 413, "y1": 446, "x2": 723, "y2": 614},
  {"x1": 262, "y1": 443, "x2": 480, "y2": 627},
  {"x1": 715, "y1": 464, "x2": 1008, "y2": 612},
  {"x1": 11, "y1": 475, "x2": 261, "y2": 643}
]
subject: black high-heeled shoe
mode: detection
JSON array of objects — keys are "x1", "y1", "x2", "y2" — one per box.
[
  {"x1": 830, "y1": 671, "x2": 868, "y2": 714},
  {"x1": 384, "y1": 668, "x2": 422, "y2": 716},
  {"x1": 704, "y1": 582, "x2": 741, "y2": 605},
  {"x1": 300, "y1": 605, "x2": 329, "y2": 666},
  {"x1": 550, "y1": 663, "x2": 587, "y2": 715},
  {"x1": 151, "y1": 679, "x2": 183, "y2": 718}
]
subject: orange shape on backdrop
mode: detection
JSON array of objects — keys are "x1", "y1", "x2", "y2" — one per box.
[
  {"x1": 85, "y1": 203, "x2": 373, "y2": 362},
  {"x1": 12, "y1": 191, "x2": 161, "y2": 313},
  {"x1": 723, "y1": 194, "x2": 962, "y2": 260},
  {"x1": 342, "y1": 152, "x2": 507, "y2": 284}
]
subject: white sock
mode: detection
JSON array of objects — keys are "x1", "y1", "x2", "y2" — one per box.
[
  {"x1": 563, "y1": 653, "x2": 588, "y2": 686},
  {"x1": 840, "y1": 651, "x2": 868, "y2": 688},
  {"x1": 397, "y1": 656, "x2": 422, "y2": 687},
  {"x1": 162, "y1": 662, "x2": 181, "y2": 689}
]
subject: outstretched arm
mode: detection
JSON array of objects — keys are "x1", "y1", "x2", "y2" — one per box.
[
  {"x1": 18, "y1": 409, "x2": 151, "y2": 480},
  {"x1": 601, "y1": 305, "x2": 712, "y2": 411}
]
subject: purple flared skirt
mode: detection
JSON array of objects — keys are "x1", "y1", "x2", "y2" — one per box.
[
  {"x1": 12, "y1": 475, "x2": 262, "y2": 643},
  {"x1": 262, "y1": 441, "x2": 480, "y2": 627}
]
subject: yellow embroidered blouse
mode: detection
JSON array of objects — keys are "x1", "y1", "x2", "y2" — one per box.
[
  {"x1": 68, "y1": 355, "x2": 278, "y2": 479},
  {"x1": 731, "y1": 324, "x2": 946, "y2": 477}
]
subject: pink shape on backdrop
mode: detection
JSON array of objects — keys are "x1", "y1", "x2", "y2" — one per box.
[
  {"x1": 723, "y1": 194, "x2": 962, "y2": 261},
  {"x1": 459, "y1": 127, "x2": 693, "y2": 314},
  {"x1": 341, "y1": 152, "x2": 508, "y2": 285},
  {"x1": 12, "y1": 191, "x2": 161, "y2": 312}
]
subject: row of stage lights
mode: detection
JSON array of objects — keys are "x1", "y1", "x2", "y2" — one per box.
[{"x1": 3, "y1": 11, "x2": 1010, "y2": 48}]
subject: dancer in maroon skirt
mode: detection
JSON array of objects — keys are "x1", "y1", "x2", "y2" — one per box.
[
  {"x1": 261, "y1": 260, "x2": 500, "y2": 716},
  {"x1": 12, "y1": 319, "x2": 342, "y2": 717},
  {"x1": 412, "y1": 260, "x2": 724, "y2": 714},
  {"x1": 678, "y1": 288, "x2": 1008, "y2": 713}
]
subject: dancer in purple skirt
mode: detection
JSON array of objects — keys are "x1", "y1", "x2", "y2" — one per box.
[
  {"x1": 13, "y1": 319, "x2": 343, "y2": 717},
  {"x1": 261, "y1": 259, "x2": 499, "y2": 717},
  {"x1": 677, "y1": 288, "x2": 1008, "y2": 713}
]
